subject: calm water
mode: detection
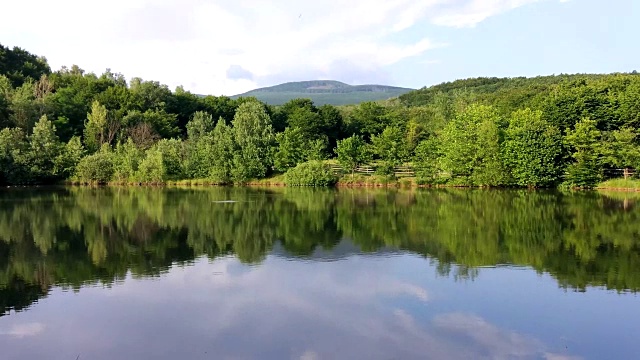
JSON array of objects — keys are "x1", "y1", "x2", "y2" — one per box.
[{"x1": 0, "y1": 187, "x2": 639, "y2": 360}]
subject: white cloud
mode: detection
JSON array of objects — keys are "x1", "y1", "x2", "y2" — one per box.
[
  {"x1": 0, "y1": 0, "x2": 566, "y2": 95},
  {"x1": 0, "y1": 322, "x2": 46, "y2": 338}
]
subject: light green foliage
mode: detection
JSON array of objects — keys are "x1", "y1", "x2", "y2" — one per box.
[
  {"x1": 371, "y1": 126, "x2": 409, "y2": 176},
  {"x1": 9, "y1": 81, "x2": 37, "y2": 131},
  {"x1": 84, "y1": 100, "x2": 108, "y2": 152},
  {"x1": 74, "y1": 146, "x2": 114, "y2": 184},
  {"x1": 439, "y1": 104, "x2": 507, "y2": 186},
  {"x1": 27, "y1": 115, "x2": 63, "y2": 181},
  {"x1": 284, "y1": 161, "x2": 338, "y2": 186},
  {"x1": 210, "y1": 118, "x2": 234, "y2": 183},
  {"x1": 54, "y1": 136, "x2": 85, "y2": 179},
  {"x1": 112, "y1": 138, "x2": 143, "y2": 182},
  {"x1": 564, "y1": 118, "x2": 603, "y2": 188},
  {"x1": 231, "y1": 100, "x2": 275, "y2": 182},
  {"x1": 184, "y1": 111, "x2": 215, "y2": 179},
  {"x1": 186, "y1": 111, "x2": 214, "y2": 141},
  {"x1": 136, "y1": 148, "x2": 165, "y2": 183},
  {"x1": 335, "y1": 134, "x2": 370, "y2": 176},
  {"x1": 154, "y1": 139, "x2": 184, "y2": 180},
  {"x1": 503, "y1": 109, "x2": 564, "y2": 187},
  {"x1": 413, "y1": 137, "x2": 440, "y2": 184},
  {"x1": 274, "y1": 127, "x2": 306, "y2": 172},
  {"x1": 306, "y1": 137, "x2": 329, "y2": 161}
]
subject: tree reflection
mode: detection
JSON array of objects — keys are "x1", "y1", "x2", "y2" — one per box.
[{"x1": 1, "y1": 187, "x2": 640, "y2": 315}]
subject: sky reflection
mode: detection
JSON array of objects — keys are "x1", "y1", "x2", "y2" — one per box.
[{"x1": 0, "y1": 251, "x2": 596, "y2": 360}]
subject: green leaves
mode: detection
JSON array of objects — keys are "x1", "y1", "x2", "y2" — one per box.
[
  {"x1": 564, "y1": 118, "x2": 603, "y2": 188},
  {"x1": 335, "y1": 135, "x2": 370, "y2": 175},
  {"x1": 370, "y1": 126, "x2": 409, "y2": 176},
  {"x1": 231, "y1": 100, "x2": 275, "y2": 182},
  {"x1": 503, "y1": 109, "x2": 564, "y2": 187}
]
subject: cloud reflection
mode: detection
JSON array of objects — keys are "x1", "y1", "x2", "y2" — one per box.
[{"x1": 0, "y1": 255, "x2": 580, "y2": 360}]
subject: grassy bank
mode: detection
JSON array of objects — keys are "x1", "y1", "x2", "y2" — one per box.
[{"x1": 597, "y1": 178, "x2": 640, "y2": 191}]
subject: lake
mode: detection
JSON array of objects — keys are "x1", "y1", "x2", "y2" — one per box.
[{"x1": 0, "y1": 187, "x2": 638, "y2": 360}]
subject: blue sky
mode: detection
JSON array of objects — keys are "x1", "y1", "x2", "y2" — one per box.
[{"x1": 0, "y1": 0, "x2": 637, "y2": 95}]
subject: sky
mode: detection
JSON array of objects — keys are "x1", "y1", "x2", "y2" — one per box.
[{"x1": 0, "y1": 0, "x2": 638, "y2": 96}]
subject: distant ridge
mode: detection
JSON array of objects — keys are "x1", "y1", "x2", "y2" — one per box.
[{"x1": 230, "y1": 80, "x2": 414, "y2": 106}]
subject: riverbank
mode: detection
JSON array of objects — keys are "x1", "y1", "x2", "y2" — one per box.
[
  {"x1": 56, "y1": 176, "x2": 640, "y2": 192},
  {"x1": 596, "y1": 178, "x2": 640, "y2": 192}
]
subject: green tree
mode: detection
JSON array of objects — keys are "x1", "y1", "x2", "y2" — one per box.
[
  {"x1": 564, "y1": 118, "x2": 603, "y2": 188},
  {"x1": 74, "y1": 145, "x2": 114, "y2": 184},
  {"x1": 370, "y1": 126, "x2": 409, "y2": 176},
  {"x1": 231, "y1": 101, "x2": 275, "y2": 182},
  {"x1": 274, "y1": 127, "x2": 307, "y2": 172},
  {"x1": 54, "y1": 136, "x2": 85, "y2": 179},
  {"x1": 0, "y1": 127, "x2": 27, "y2": 184},
  {"x1": 136, "y1": 148, "x2": 165, "y2": 183},
  {"x1": 602, "y1": 127, "x2": 640, "y2": 179},
  {"x1": 9, "y1": 81, "x2": 37, "y2": 131},
  {"x1": 84, "y1": 100, "x2": 108, "y2": 152},
  {"x1": 335, "y1": 134, "x2": 370, "y2": 177},
  {"x1": 210, "y1": 118, "x2": 234, "y2": 183},
  {"x1": 27, "y1": 115, "x2": 62, "y2": 181},
  {"x1": 503, "y1": 109, "x2": 564, "y2": 187},
  {"x1": 184, "y1": 111, "x2": 215, "y2": 178},
  {"x1": 112, "y1": 138, "x2": 143, "y2": 182},
  {"x1": 439, "y1": 104, "x2": 507, "y2": 186},
  {"x1": 413, "y1": 137, "x2": 440, "y2": 184}
]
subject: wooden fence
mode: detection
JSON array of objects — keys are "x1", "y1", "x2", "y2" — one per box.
[{"x1": 329, "y1": 164, "x2": 415, "y2": 177}]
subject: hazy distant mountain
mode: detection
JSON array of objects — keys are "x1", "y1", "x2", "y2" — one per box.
[{"x1": 231, "y1": 80, "x2": 414, "y2": 106}]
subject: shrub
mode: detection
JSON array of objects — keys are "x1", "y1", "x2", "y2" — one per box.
[
  {"x1": 284, "y1": 161, "x2": 338, "y2": 187},
  {"x1": 74, "y1": 151, "x2": 114, "y2": 184}
]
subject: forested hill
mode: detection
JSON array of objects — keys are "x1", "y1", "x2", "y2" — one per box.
[
  {"x1": 231, "y1": 80, "x2": 413, "y2": 105},
  {"x1": 399, "y1": 73, "x2": 639, "y2": 109}
]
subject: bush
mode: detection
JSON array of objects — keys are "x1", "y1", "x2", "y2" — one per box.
[
  {"x1": 74, "y1": 151, "x2": 114, "y2": 184},
  {"x1": 284, "y1": 161, "x2": 338, "y2": 187}
]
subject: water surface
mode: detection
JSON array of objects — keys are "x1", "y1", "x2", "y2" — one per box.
[{"x1": 0, "y1": 187, "x2": 639, "y2": 359}]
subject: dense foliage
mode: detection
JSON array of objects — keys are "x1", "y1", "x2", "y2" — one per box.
[
  {"x1": 1, "y1": 43, "x2": 640, "y2": 188},
  {"x1": 284, "y1": 161, "x2": 338, "y2": 186}
]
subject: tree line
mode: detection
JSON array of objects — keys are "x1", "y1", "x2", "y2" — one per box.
[{"x1": 2, "y1": 43, "x2": 640, "y2": 187}]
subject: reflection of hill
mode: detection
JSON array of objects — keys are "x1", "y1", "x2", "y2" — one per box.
[{"x1": 1, "y1": 187, "x2": 640, "y2": 315}]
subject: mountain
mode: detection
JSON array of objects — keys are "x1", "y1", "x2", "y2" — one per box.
[{"x1": 230, "y1": 80, "x2": 414, "y2": 106}]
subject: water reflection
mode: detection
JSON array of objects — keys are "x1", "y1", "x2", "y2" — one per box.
[
  {"x1": 0, "y1": 187, "x2": 639, "y2": 317},
  {"x1": 0, "y1": 256, "x2": 587, "y2": 360}
]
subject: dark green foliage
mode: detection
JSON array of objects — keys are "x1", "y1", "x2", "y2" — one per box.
[
  {"x1": 284, "y1": 161, "x2": 338, "y2": 186},
  {"x1": 0, "y1": 44, "x2": 51, "y2": 88},
  {"x1": 564, "y1": 119, "x2": 603, "y2": 188}
]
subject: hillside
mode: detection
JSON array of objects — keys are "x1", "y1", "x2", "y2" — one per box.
[
  {"x1": 398, "y1": 73, "x2": 639, "y2": 109},
  {"x1": 231, "y1": 80, "x2": 413, "y2": 106}
]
